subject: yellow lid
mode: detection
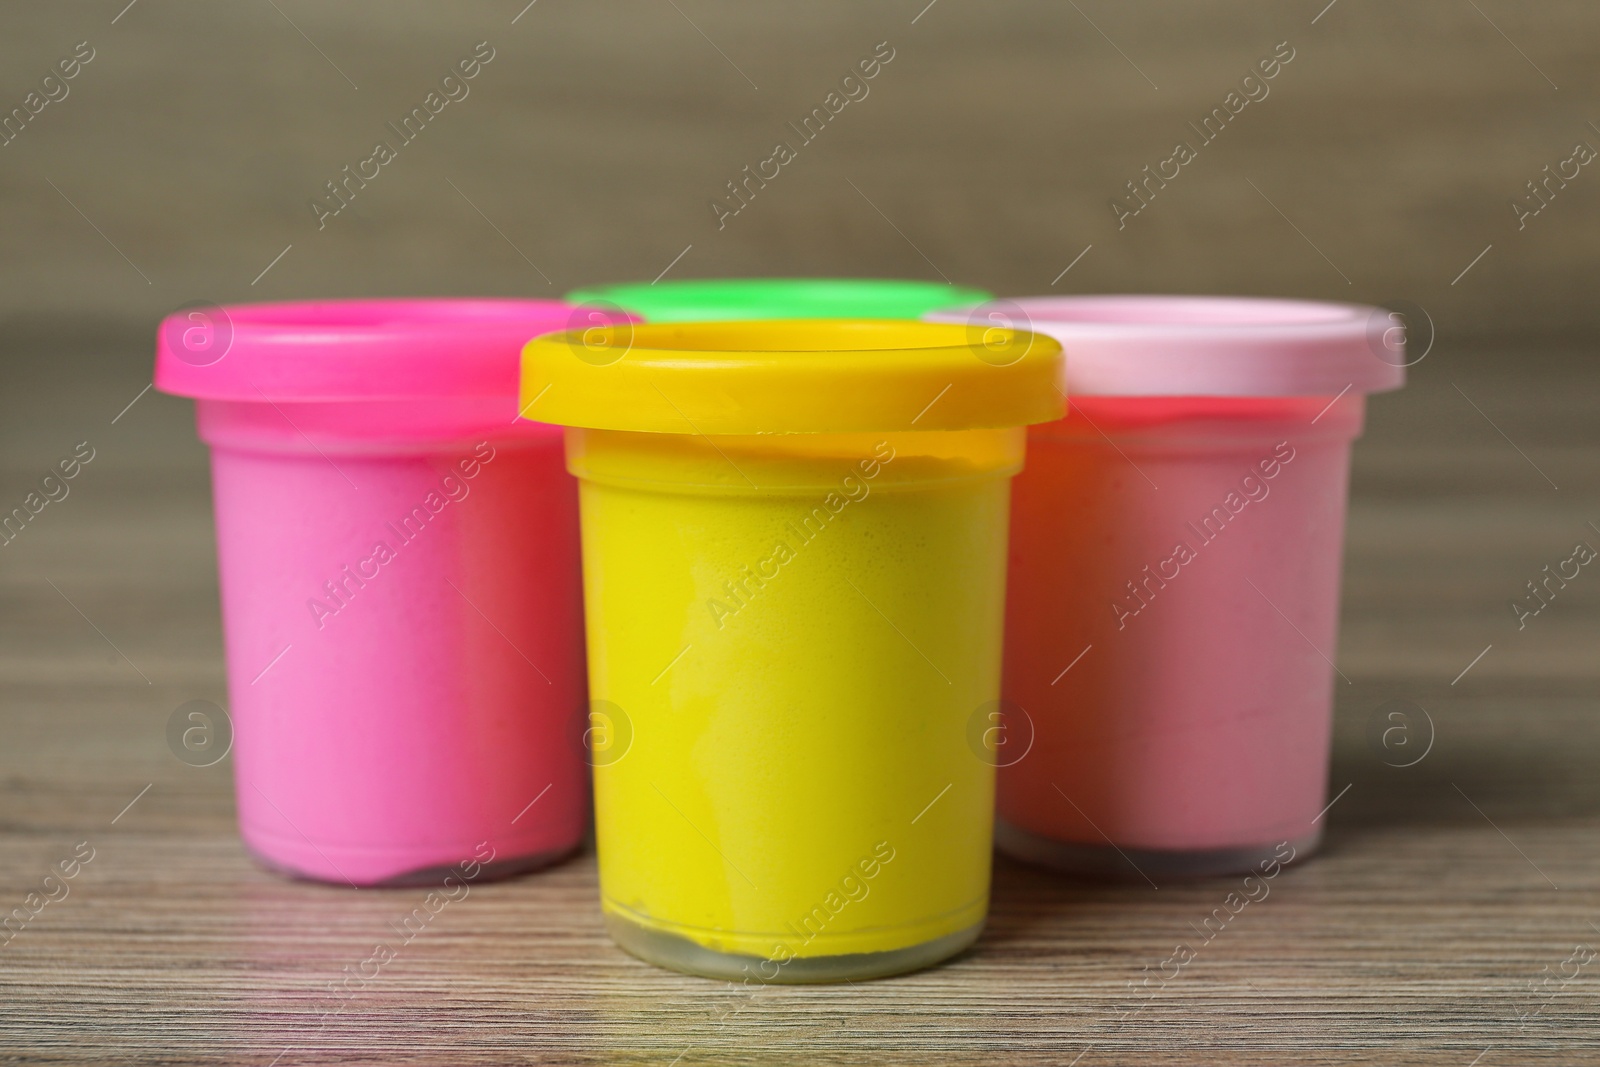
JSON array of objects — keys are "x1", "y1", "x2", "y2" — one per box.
[{"x1": 519, "y1": 319, "x2": 1063, "y2": 435}]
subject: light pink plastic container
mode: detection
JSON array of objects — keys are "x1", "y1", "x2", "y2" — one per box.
[
  {"x1": 155, "y1": 299, "x2": 618, "y2": 886},
  {"x1": 928, "y1": 296, "x2": 1406, "y2": 879}
]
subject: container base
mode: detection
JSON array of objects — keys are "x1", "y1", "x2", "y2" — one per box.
[
  {"x1": 245, "y1": 839, "x2": 581, "y2": 888},
  {"x1": 603, "y1": 911, "x2": 983, "y2": 984},
  {"x1": 995, "y1": 819, "x2": 1322, "y2": 881}
]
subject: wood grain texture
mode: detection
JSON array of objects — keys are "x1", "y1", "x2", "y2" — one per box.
[{"x1": 0, "y1": 327, "x2": 1597, "y2": 1066}]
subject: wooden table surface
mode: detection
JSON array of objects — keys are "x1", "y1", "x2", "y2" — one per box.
[{"x1": 1, "y1": 336, "x2": 1596, "y2": 1065}]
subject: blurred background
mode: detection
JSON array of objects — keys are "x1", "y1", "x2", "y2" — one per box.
[{"x1": 0, "y1": 0, "x2": 1595, "y2": 340}]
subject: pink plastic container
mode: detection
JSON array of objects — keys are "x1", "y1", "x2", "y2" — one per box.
[
  {"x1": 928, "y1": 296, "x2": 1406, "y2": 878},
  {"x1": 155, "y1": 299, "x2": 616, "y2": 886}
]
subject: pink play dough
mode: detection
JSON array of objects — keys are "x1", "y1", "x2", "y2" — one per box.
[
  {"x1": 928, "y1": 296, "x2": 1405, "y2": 876},
  {"x1": 156, "y1": 299, "x2": 622, "y2": 885}
]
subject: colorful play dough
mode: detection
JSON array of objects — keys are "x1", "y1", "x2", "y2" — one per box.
[
  {"x1": 565, "y1": 278, "x2": 991, "y2": 323},
  {"x1": 927, "y1": 296, "x2": 1406, "y2": 878},
  {"x1": 155, "y1": 299, "x2": 623, "y2": 885},
  {"x1": 523, "y1": 319, "x2": 1063, "y2": 980}
]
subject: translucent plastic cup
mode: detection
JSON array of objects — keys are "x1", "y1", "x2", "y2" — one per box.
[
  {"x1": 564, "y1": 277, "x2": 991, "y2": 323},
  {"x1": 928, "y1": 296, "x2": 1406, "y2": 879},
  {"x1": 154, "y1": 299, "x2": 622, "y2": 886},
  {"x1": 522, "y1": 320, "x2": 1063, "y2": 980}
]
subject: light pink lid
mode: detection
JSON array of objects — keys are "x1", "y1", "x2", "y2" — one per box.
[
  {"x1": 926, "y1": 295, "x2": 1407, "y2": 397},
  {"x1": 155, "y1": 298, "x2": 623, "y2": 402}
]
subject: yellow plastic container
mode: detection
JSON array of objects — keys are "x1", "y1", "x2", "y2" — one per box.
[{"x1": 522, "y1": 320, "x2": 1064, "y2": 982}]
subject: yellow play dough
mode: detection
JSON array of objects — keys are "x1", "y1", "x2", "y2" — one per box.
[
  {"x1": 573, "y1": 427, "x2": 1019, "y2": 961},
  {"x1": 522, "y1": 319, "x2": 1064, "y2": 974}
]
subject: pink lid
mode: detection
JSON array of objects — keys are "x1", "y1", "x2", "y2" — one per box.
[
  {"x1": 155, "y1": 298, "x2": 624, "y2": 402},
  {"x1": 926, "y1": 295, "x2": 1408, "y2": 397}
]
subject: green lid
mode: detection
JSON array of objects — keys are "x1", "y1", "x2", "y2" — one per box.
[{"x1": 564, "y1": 278, "x2": 993, "y2": 324}]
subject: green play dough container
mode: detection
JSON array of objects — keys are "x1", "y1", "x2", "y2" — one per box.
[{"x1": 564, "y1": 278, "x2": 993, "y2": 323}]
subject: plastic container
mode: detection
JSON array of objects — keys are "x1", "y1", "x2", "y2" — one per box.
[
  {"x1": 522, "y1": 319, "x2": 1063, "y2": 980},
  {"x1": 154, "y1": 299, "x2": 621, "y2": 886},
  {"x1": 927, "y1": 296, "x2": 1406, "y2": 879},
  {"x1": 564, "y1": 278, "x2": 991, "y2": 323}
]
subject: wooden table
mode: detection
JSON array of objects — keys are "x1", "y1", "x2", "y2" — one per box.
[{"x1": 1, "y1": 340, "x2": 1595, "y2": 1065}]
